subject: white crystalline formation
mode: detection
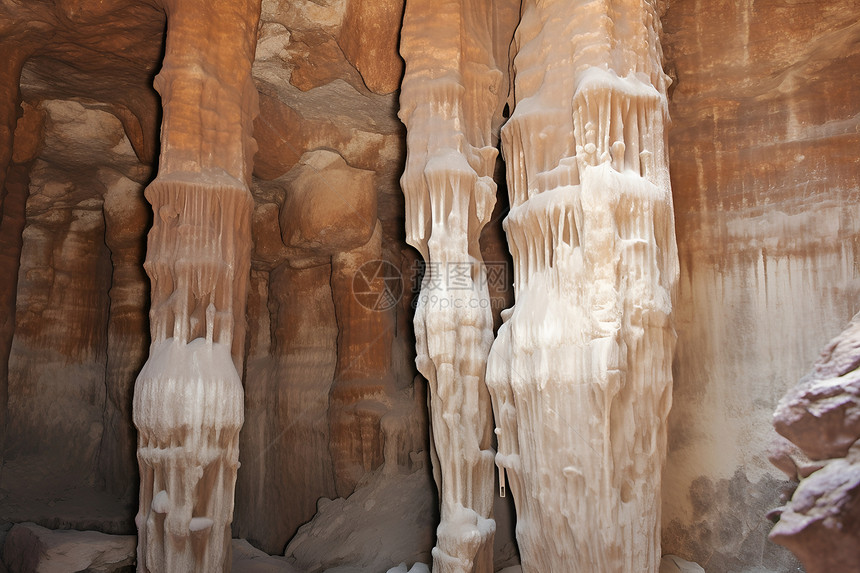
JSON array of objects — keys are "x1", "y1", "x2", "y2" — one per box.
[
  {"x1": 131, "y1": 0, "x2": 678, "y2": 570},
  {"x1": 487, "y1": 1, "x2": 678, "y2": 572},
  {"x1": 400, "y1": 0, "x2": 678, "y2": 571},
  {"x1": 399, "y1": 0, "x2": 506, "y2": 571},
  {"x1": 132, "y1": 0, "x2": 261, "y2": 571}
]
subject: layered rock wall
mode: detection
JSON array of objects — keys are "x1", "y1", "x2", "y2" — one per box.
[
  {"x1": 661, "y1": 1, "x2": 860, "y2": 569},
  {"x1": 0, "y1": 0, "x2": 451, "y2": 567},
  {"x1": 0, "y1": 2, "x2": 858, "y2": 572},
  {"x1": 0, "y1": 0, "x2": 165, "y2": 525}
]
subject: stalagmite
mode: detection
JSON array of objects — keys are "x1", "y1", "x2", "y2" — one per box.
[
  {"x1": 486, "y1": 1, "x2": 679, "y2": 571},
  {"x1": 132, "y1": 1, "x2": 261, "y2": 571},
  {"x1": 399, "y1": 0, "x2": 507, "y2": 570}
]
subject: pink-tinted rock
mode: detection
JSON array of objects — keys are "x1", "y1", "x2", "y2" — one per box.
[
  {"x1": 774, "y1": 316, "x2": 860, "y2": 461},
  {"x1": 769, "y1": 457, "x2": 860, "y2": 573},
  {"x1": 769, "y1": 314, "x2": 860, "y2": 571}
]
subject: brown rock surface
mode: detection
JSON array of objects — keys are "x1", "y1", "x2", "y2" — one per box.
[
  {"x1": 234, "y1": 262, "x2": 339, "y2": 551},
  {"x1": 2, "y1": 522, "x2": 135, "y2": 573},
  {"x1": 662, "y1": 0, "x2": 860, "y2": 570},
  {"x1": 0, "y1": 1, "x2": 858, "y2": 572},
  {"x1": 4, "y1": 101, "x2": 144, "y2": 490},
  {"x1": 768, "y1": 315, "x2": 860, "y2": 572},
  {"x1": 0, "y1": 103, "x2": 44, "y2": 450},
  {"x1": 278, "y1": 150, "x2": 377, "y2": 256},
  {"x1": 0, "y1": 0, "x2": 428, "y2": 566},
  {"x1": 338, "y1": 0, "x2": 405, "y2": 94}
]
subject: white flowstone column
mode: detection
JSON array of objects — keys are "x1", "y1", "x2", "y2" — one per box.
[
  {"x1": 399, "y1": 0, "x2": 507, "y2": 570},
  {"x1": 486, "y1": 1, "x2": 679, "y2": 571},
  {"x1": 132, "y1": 1, "x2": 261, "y2": 570}
]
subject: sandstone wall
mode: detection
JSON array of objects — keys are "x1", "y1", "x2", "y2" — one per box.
[
  {"x1": 0, "y1": 0, "x2": 858, "y2": 571},
  {"x1": 0, "y1": 0, "x2": 432, "y2": 560},
  {"x1": 662, "y1": 1, "x2": 860, "y2": 570}
]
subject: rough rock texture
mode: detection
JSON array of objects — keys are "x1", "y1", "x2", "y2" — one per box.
[
  {"x1": 659, "y1": 555, "x2": 704, "y2": 573},
  {"x1": 232, "y1": 0, "x2": 431, "y2": 555},
  {"x1": 1, "y1": 527, "x2": 319, "y2": 573},
  {"x1": 284, "y1": 461, "x2": 436, "y2": 572},
  {"x1": 661, "y1": 1, "x2": 860, "y2": 570},
  {"x1": 0, "y1": 1, "x2": 858, "y2": 572},
  {"x1": 486, "y1": 0, "x2": 678, "y2": 571},
  {"x1": 0, "y1": 0, "x2": 449, "y2": 569},
  {"x1": 0, "y1": 0, "x2": 164, "y2": 536},
  {"x1": 277, "y1": 150, "x2": 376, "y2": 256},
  {"x1": 774, "y1": 317, "x2": 860, "y2": 462},
  {"x1": 768, "y1": 315, "x2": 860, "y2": 572},
  {"x1": 398, "y1": 0, "x2": 516, "y2": 570},
  {"x1": 231, "y1": 540, "x2": 300, "y2": 573},
  {"x1": 2, "y1": 522, "x2": 135, "y2": 573},
  {"x1": 1, "y1": 99, "x2": 148, "y2": 533}
]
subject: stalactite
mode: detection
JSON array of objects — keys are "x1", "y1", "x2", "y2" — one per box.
[
  {"x1": 132, "y1": 0, "x2": 261, "y2": 570},
  {"x1": 486, "y1": 0, "x2": 679, "y2": 571},
  {"x1": 398, "y1": 0, "x2": 506, "y2": 570}
]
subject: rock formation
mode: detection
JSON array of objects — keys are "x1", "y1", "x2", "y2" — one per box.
[
  {"x1": 399, "y1": 0, "x2": 515, "y2": 570},
  {"x1": 486, "y1": 0, "x2": 678, "y2": 570},
  {"x1": 132, "y1": 0, "x2": 262, "y2": 570},
  {"x1": 769, "y1": 313, "x2": 860, "y2": 572},
  {"x1": 660, "y1": 2, "x2": 859, "y2": 569},
  {"x1": 0, "y1": 1, "x2": 857, "y2": 572},
  {"x1": 3, "y1": 522, "x2": 136, "y2": 572}
]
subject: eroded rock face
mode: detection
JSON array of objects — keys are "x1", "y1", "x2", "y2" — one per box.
[
  {"x1": 661, "y1": 1, "x2": 860, "y2": 569},
  {"x1": 0, "y1": 0, "x2": 859, "y2": 572},
  {"x1": 233, "y1": 0, "x2": 429, "y2": 557},
  {"x1": 278, "y1": 150, "x2": 377, "y2": 256},
  {"x1": 2, "y1": 522, "x2": 136, "y2": 573},
  {"x1": 769, "y1": 315, "x2": 860, "y2": 572},
  {"x1": 0, "y1": 0, "x2": 439, "y2": 568},
  {"x1": 3, "y1": 101, "x2": 149, "y2": 518},
  {"x1": 774, "y1": 320, "x2": 860, "y2": 462},
  {"x1": 284, "y1": 461, "x2": 436, "y2": 572}
]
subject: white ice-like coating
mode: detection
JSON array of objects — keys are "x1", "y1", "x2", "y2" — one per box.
[
  {"x1": 486, "y1": 1, "x2": 678, "y2": 571},
  {"x1": 399, "y1": 0, "x2": 508, "y2": 570}
]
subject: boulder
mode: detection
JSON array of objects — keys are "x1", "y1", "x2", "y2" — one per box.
[{"x1": 2, "y1": 522, "x2": 135, "y2": 573}]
